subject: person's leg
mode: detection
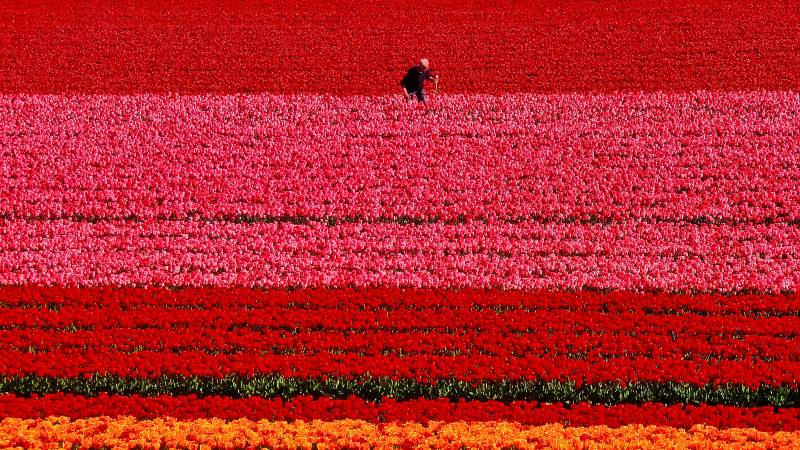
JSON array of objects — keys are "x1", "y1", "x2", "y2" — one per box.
[{"x1": 416, "y1": 88, "x2": 426, "y2": 103}]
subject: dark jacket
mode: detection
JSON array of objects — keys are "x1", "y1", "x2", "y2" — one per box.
[{"x1": 401, "y1": 65, "x2": 435, "y2": 92}]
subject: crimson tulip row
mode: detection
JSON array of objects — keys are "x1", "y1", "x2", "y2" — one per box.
[
  {"x1": 0, "y1": 350, "x2": 797, "y2": 387},
  {"x1": 2, "y1": 287, "x2": 798, "y2": 315},
  {"x1": 2, "y1": 327, "x2": 798, "y2": 362},
  {"x1": 3, "y1": 92, "x2": 800, "y2": 223},
  {"x1": 0, "y1": 393, "x2": 798, "y2": 431},
  {"x1": 4, "y1": 305, "x2": 799, "y2": 337},
  {"x1": 5, "y1": 1, "x2": 799, "y2": 93}
]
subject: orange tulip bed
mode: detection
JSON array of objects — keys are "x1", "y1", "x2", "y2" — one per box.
[{"x1": 4, "y1": 418, "x2": 800, "y2": 449}]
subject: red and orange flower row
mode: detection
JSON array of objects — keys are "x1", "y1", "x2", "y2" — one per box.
[
  {"x1": 3, "y1": 394, "x2": 800, "y2": 431},
  {"x1": 4, "y1": 417, "x2": 800, "y2": 449}
]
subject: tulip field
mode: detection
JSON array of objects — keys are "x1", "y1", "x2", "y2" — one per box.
[{"x1": 2, "y1": 0, "x2": 800, "y2": 448}]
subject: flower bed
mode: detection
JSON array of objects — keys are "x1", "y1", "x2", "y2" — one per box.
[
  {"x1": 3, "y1": 2, "x2": 799, "y2": 445},
  {"x1": 2, "y1": 1, "x2": 798, "y2": 93}
]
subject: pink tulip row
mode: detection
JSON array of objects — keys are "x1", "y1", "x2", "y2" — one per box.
[
  {"x1": 2, "y1": 92, "x2": 799, "y2": 223},
  {"x1": 1, "y1": 220, "x2": 797, "y2": 291}
]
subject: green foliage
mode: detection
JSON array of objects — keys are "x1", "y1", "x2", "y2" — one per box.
[{"x1": 0, "y1": 374, "x2": 798, "y2": 407}]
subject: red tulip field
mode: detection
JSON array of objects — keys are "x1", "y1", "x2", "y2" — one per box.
[{"x1": 1, "y1": 0, "x2": 800, "y2": 447}]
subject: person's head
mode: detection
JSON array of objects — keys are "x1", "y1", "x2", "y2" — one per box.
[{"x1": 420, "y1": 58, "x2": 429, "y2": 68}]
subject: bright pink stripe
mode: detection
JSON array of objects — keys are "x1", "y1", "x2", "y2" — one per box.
[
  {"x1": 1, "y1": 394, "x2": 798, "y2": 431},
  {"x1": 1, "y1": 220, "x2": 797, "y2": 291},
  {"x1": 2, "y1": 92, "x2": 799, "y2": 223}
]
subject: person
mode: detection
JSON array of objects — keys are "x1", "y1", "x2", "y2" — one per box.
[{"x1": 400, "y1": 58, "x2": 438, "y2": 103}]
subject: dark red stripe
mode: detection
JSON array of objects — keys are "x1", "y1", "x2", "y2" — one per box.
[
  {"x1": 1, "y1": 394, "x2": 798, "y2": 431},
  {"x1": 1, "y1": 350, "x2": 795, "y2": 386},
  {"x1": 3, "y1": 286, "x2": 799, "y2": 314},
  {"x1": 1, "y1": 0, "x2": 798, "y2": 93},
  {"x1": 7, "y1": 305, "x2": 800, "y2": 333},
  {"x1": 2, "y1": 287, "x2": 798, "y2": 385},
  {"x1": 4, "y1": 328, "x2": 797, "y2": 361}
]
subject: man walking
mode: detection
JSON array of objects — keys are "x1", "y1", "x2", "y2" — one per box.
[{"x1": 400, "y1": 58, "x2": 438, "y2": 103}]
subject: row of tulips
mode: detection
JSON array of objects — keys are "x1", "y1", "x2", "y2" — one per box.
[
  {"x1": 5, "y1": 306, "x2": 800, "y2": 341},
  {"x1": 2, "y1": 220, "x2": 798, "y2": 291},
  {"x1": 1, "y1": 349, "x2": 798, "y2": 386},
  {"x1": 2, "y1": 287, "x2": 798, "y2": 314},
  {"x1": 6, "y1": 304, "x2": 800, "y2": 336},
  {"x1": 1, "y1": 289, "x2": 798, "y2": 387},
  {"x1": 2, "y1": 393, "x2": 800, "y2": 431},
  {"x1": 5, "y1": 1, "x2": 799, "y2": 93},
  {"x1": 5, "y1": 326, "x2": 799, "y2": 361},
  {"x1": 3, "y1": 92, "x2": 799, "y2": 222},
  {"x1": 4, "y1": 305, "x2": 800, "y2": 350},
  {"x1": 2, "y1": 375, "x2": 800, "y2": 407},
  {"x1": 5, "y1": 418, "x2": 800, "y2": 449}
]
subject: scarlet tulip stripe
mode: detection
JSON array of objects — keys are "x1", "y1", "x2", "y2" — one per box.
[
  {"x1": 2, "y1": 395, "x2": 800, "y2": 432},
  {"x1": 2, "y1": 287, "x2": 799, "y2": 315},
  {"x1": 4, "y1": 349, "x2": 800, "y2": 386},
  {"x1": 8, "y1": 305, "x2": 800, "y2": 336},
  {"x1": 9, "y1": 310, "x2": 800, "y2": 359},
  {"x1": 2, "y1": 92, "x2": 800, "y2": 224},
  {"x1": 2, "y1": 220, "x2": 799, "y2": 291},
  {"x1": 5, "y1": 327, "x2": 800, "y2": 361},
  {"x1": 2, "y1": 1, "x2": 799, "y2": 94},
  {"x1": 3, "y1": 287, "x2": 800, "y2": 386}
]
